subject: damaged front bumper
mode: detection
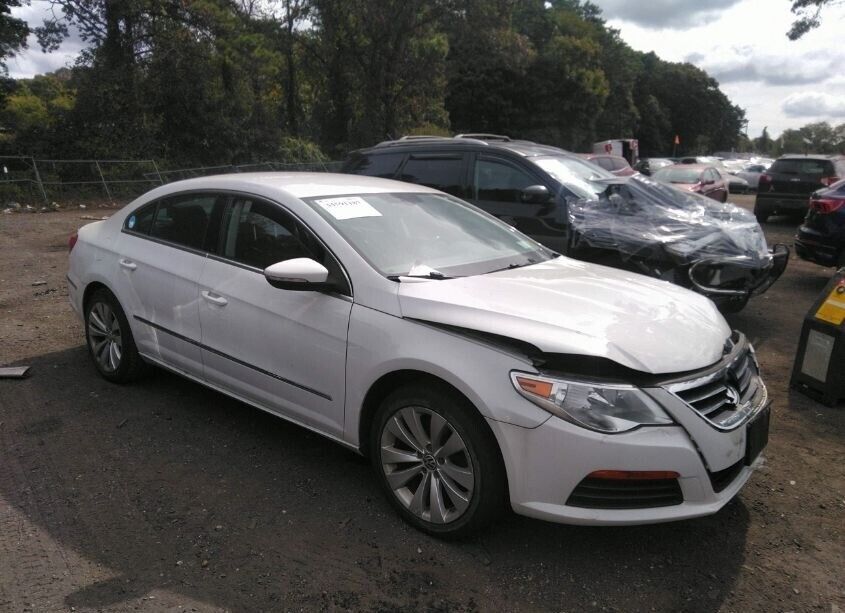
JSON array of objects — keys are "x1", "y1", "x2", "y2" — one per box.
[{"x1": 688, "y1": 243, "x2": 790, "y2": 299}]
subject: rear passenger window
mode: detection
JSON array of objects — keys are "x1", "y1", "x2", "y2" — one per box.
[
  {"x1": 125, "y1": 202, "x2": 156, "y2": 235},
  {"x1": 399, "y1": 156, "x2": 465, "y2": 197},
  {"x1": 349, "y1": 153, "x2": 404, "y2": 178},
  {"x1": 150, "y1": 194, "x2": 216, "y2": 251}
]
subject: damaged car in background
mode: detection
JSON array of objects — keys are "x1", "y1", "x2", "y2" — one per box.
[
  {"x1": 565, "y1": 170, "x2": 790, "y2": 313},
  {"x1": 344, "y1": 136, "x2": 789, "y2": 313}
]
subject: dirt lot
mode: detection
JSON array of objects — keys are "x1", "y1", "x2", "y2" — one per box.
[{"x1": 0, "y1": 196, "x2": 843, "y2": 613}]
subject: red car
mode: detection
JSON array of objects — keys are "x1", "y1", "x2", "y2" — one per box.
[
  {"x1": 652, "y1": 164, "x2": 729, "y2": 202},
  {"x1": 580, "y1": 154, "x2": 637, "y2": 176}
]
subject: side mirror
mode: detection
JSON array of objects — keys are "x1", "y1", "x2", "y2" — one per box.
[
  {"x1": 264, "y1": 258, "x2": 331, "y2": 291},
  {"x1": 521, "y1": 184, "x2": 551, "y2": 203}
]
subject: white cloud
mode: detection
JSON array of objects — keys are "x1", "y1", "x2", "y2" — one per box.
[
  {"x1": 782, "y1": 93, "x2": 845, "y2": 118},
  {"x1": 591, "y1": 0, "x2": 743, "y2": 29},
  {"x1": 686, "y1": 48, "x2": 840, "y2": 86}
]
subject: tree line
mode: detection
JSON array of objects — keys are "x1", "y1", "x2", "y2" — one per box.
[{"x1": 0, "y1": 0, "x2": 748, "y2": 166}]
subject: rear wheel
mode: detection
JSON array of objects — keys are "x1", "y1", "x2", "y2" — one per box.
[
  {"x1": 371, "y1": 384, "x2": 506, "y2": 538},
  {"x1": 85, "y1": 288, "x2": 147, "y2": 383},
  {"x1": 754, "y1": 204, "x2": 770, "y2": 223}
]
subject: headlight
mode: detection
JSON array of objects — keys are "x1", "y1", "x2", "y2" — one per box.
[{"x1": 510, "y1": 371, "x2": 673, "y2": 434}]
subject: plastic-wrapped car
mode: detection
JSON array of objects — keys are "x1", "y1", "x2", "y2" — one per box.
[{"x1": 343, "y1": 136, "x2": 789, "y2": 312}]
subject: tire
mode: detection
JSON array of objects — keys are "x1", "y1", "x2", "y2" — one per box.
[
  {"x1": 754, "y1": 205, "x2": 770, "y2": 223},
  {"x1": 84, "y1": 288, "x2": 147, "y2": 383},
  {"x1": 370, "y1": 384, "x2": 507, "y2": 538},
  {"x1": 717, "y1": 295, "x2": 749, "y2": 314}
]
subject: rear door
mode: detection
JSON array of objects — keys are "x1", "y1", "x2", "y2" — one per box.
[
  {"x1": 469, "y1": 154, "x2": 568, "y2": 253},
  {"x1": 197, "y1": 196, "x2": 352, "y2": 438},
  {"x1": 116, "y1": 192, "x2": 223, "y2": 376}
]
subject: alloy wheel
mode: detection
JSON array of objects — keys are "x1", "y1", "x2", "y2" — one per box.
[
  {"x1": 380, "y1": 406, "x2": 475, "y2": 524},
  {"x1": 88, "y1": 301, "x2": 123, "y2": 373}
]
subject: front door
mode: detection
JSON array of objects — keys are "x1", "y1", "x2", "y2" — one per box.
[
  {"x1": 469, "y1": 155, "x2": 568, "y2": 253},
  {"x1": 197, "y1": 196, "x2": 352, "y2": 438}
]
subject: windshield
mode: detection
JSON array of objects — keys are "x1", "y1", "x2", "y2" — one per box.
[
  {"x1": 305, "y1": 192, "x2": 554, "y2": 277},
  {"x1": 653, "y1": 167, "x2": 702, "y2": 184},
  {"x1": 531, "y1": 155, "x2": 614, "y2": 199}
]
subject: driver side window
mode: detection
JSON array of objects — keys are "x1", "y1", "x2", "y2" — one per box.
[
  {"x1": 473, "y1": 158, "x2": 537, "y2": 203},
  {"x1": 222, "y1": 198, "x2": 350, "y2": 294}
]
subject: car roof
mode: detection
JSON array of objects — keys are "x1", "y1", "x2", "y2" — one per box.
[
  {"x1": 358, "y1": 135, "x2": 574, "y2": 159},
  {"x1": 144, "y1": 172, "x2": 439, "y2": 200},
  {"x1": 659, "y1": 164, "x2": 709, "y2": 171},
  {"x1": 778, "y1": 154, "x2": 843, "y2": 160}
]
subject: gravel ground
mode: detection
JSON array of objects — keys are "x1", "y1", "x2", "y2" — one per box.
[{"x1": 0, "y1": 196, "x2": 843, "y2": 613}]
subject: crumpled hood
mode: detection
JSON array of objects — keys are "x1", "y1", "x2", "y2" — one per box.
[
  {"x1": 398, "y1": 257, "x2": 731, "y2": 374},
  {"x1": 568, "y1": 175, "x2": 769, "y2": 263}
]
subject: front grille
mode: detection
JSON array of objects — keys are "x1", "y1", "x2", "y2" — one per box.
[
  {"x1": 566, "y1": 477, "x2": 683, "y2": 509},
  {"x1": 708, "y1": 460, "x2": 744, "y2": 493},
  {"x1": 669, "y1": 346, "x2": 763, "y2": 428}
]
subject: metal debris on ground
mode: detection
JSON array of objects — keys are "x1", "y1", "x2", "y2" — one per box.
[
  {"x1": 0, "y1": 366, "x2": 31, "y2": 379},
  {"x1": 31, "y1": 281, "x2": 47, "y2": 286},
  {"x1": 80, "y1": 215, "x2": 110, "y2": 220}
]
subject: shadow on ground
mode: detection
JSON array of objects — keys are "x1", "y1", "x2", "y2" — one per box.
[{"x1": 0, "y1": 346, "x2": 753, "y2": 612}]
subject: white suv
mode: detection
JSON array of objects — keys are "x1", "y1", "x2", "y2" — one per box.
[{"x1": 68, "y1": 173, "x2": 771, "y2": 536}]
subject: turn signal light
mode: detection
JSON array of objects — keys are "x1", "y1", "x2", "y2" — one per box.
[{"x1": 588, "y1": 470, "x2": 680, "y2": 480}]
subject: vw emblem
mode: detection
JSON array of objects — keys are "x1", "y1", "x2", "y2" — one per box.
[{"x1": 725, "y1": 384, "x2": 740, "y2": 406}]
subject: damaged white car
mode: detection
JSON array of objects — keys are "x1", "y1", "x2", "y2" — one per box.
[{"x1": 67, "y1": 173, "x2": 771, "y2": 536}]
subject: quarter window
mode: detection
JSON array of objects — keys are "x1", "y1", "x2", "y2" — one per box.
[
  {"x1": 125, "y1": 201, "x2": 156, "y2": 235},
  {"x1": 149, "y1": 194, "x2": 217, "y2": 250},
  {"x1": 473, "y1": 158, "x2": 537, "y2": 202}
]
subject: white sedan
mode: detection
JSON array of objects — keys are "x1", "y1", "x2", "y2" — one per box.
[{"x1": 67, "y1": 173, "x2": 771, "y2": 536}]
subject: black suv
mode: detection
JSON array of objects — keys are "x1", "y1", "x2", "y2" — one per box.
[
  {"x1": 754, "y1": 154, "x2": 845, "y2": 222},
  {"x1": 343, "y1": 135, "x2": 788, "y2": 311}
]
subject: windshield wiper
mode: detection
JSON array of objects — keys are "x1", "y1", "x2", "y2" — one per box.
[
  {"x1": 387, "y1": 272, "x2": 456, "y2": 282},
  {"x1": 486, "y1": 258, "x2": 538, "y2": 274}
]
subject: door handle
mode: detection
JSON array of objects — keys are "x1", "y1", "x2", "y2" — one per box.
[
  {"x1": 201, "y1": 290, "x2": 228, "y2": 306},
  {"x1": 119, "y1": 259, "x2": 137, "y2": 271}
]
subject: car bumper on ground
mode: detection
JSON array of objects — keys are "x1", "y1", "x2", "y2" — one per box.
[{"x1": 490, "y1": 399, "x2": 768, "y2": 526}]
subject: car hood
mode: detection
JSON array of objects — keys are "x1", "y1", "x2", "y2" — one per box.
[
  {"x1": 568, "y1": 175, "x2": 769, "y2": 263},
  {"x1": 397, "y1": 257, "x2": 731, "y2": 374}
]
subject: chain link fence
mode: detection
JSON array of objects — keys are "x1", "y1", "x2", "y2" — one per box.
[{"x1": 0, "y1": 157, "x2": 342, "y2": 207}]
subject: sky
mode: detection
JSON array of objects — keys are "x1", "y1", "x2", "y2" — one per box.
[
  {"x1": 8, "y1": 0, "x2": 845, "y2": 139},
  {"x1": 590, "y1": 0, "x2": 845, "y2": 137}
]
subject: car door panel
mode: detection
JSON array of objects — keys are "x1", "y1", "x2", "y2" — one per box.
[
  {"x1": 197, "y1": 197, "x2": 352, "y2": 437},
  {"x1": 114, "y1": 194, "x2": 219, "y2": 376}
]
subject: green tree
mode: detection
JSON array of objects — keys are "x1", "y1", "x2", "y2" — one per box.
[{"x1": 787, "y1": 0, "x2": 844, "y2": 39}]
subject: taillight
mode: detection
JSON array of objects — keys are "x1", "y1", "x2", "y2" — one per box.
[
  {"x1": 758, "y1": 173, "x2": 772, "y2": 187},
  {"x1": 811, "y1": 197, "x2": 845, "y2": 214},
  {"x1": 821, "y1": 176, "x2": 840, "y2": 187},
  {"x1": 68, "y1": 232, "x2": 78, "y2": 252}
]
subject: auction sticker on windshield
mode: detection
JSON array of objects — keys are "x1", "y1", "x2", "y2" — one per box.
[{"x1": 315, "y1": 196, "x2": 382, "y2": 220}]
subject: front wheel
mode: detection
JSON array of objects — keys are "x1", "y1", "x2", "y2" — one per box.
[
  {"x1": 85, "y1": 288, "x2": 147, "y2": 383},
  {"x1": 371, "y1": 384, "x2": 506, "y2": 538}
]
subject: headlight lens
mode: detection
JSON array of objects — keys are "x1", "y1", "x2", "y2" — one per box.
[{"x1": 510, "y1": 372, "x2": 673, "y2": 434}]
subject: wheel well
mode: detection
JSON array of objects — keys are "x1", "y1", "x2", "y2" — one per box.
[
  {"x1": 358, "y1": 369, "x2": 511, "y2": 502},
  {"x1": 82, "y1": 281, "x2": 110, "y2": 313}
]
